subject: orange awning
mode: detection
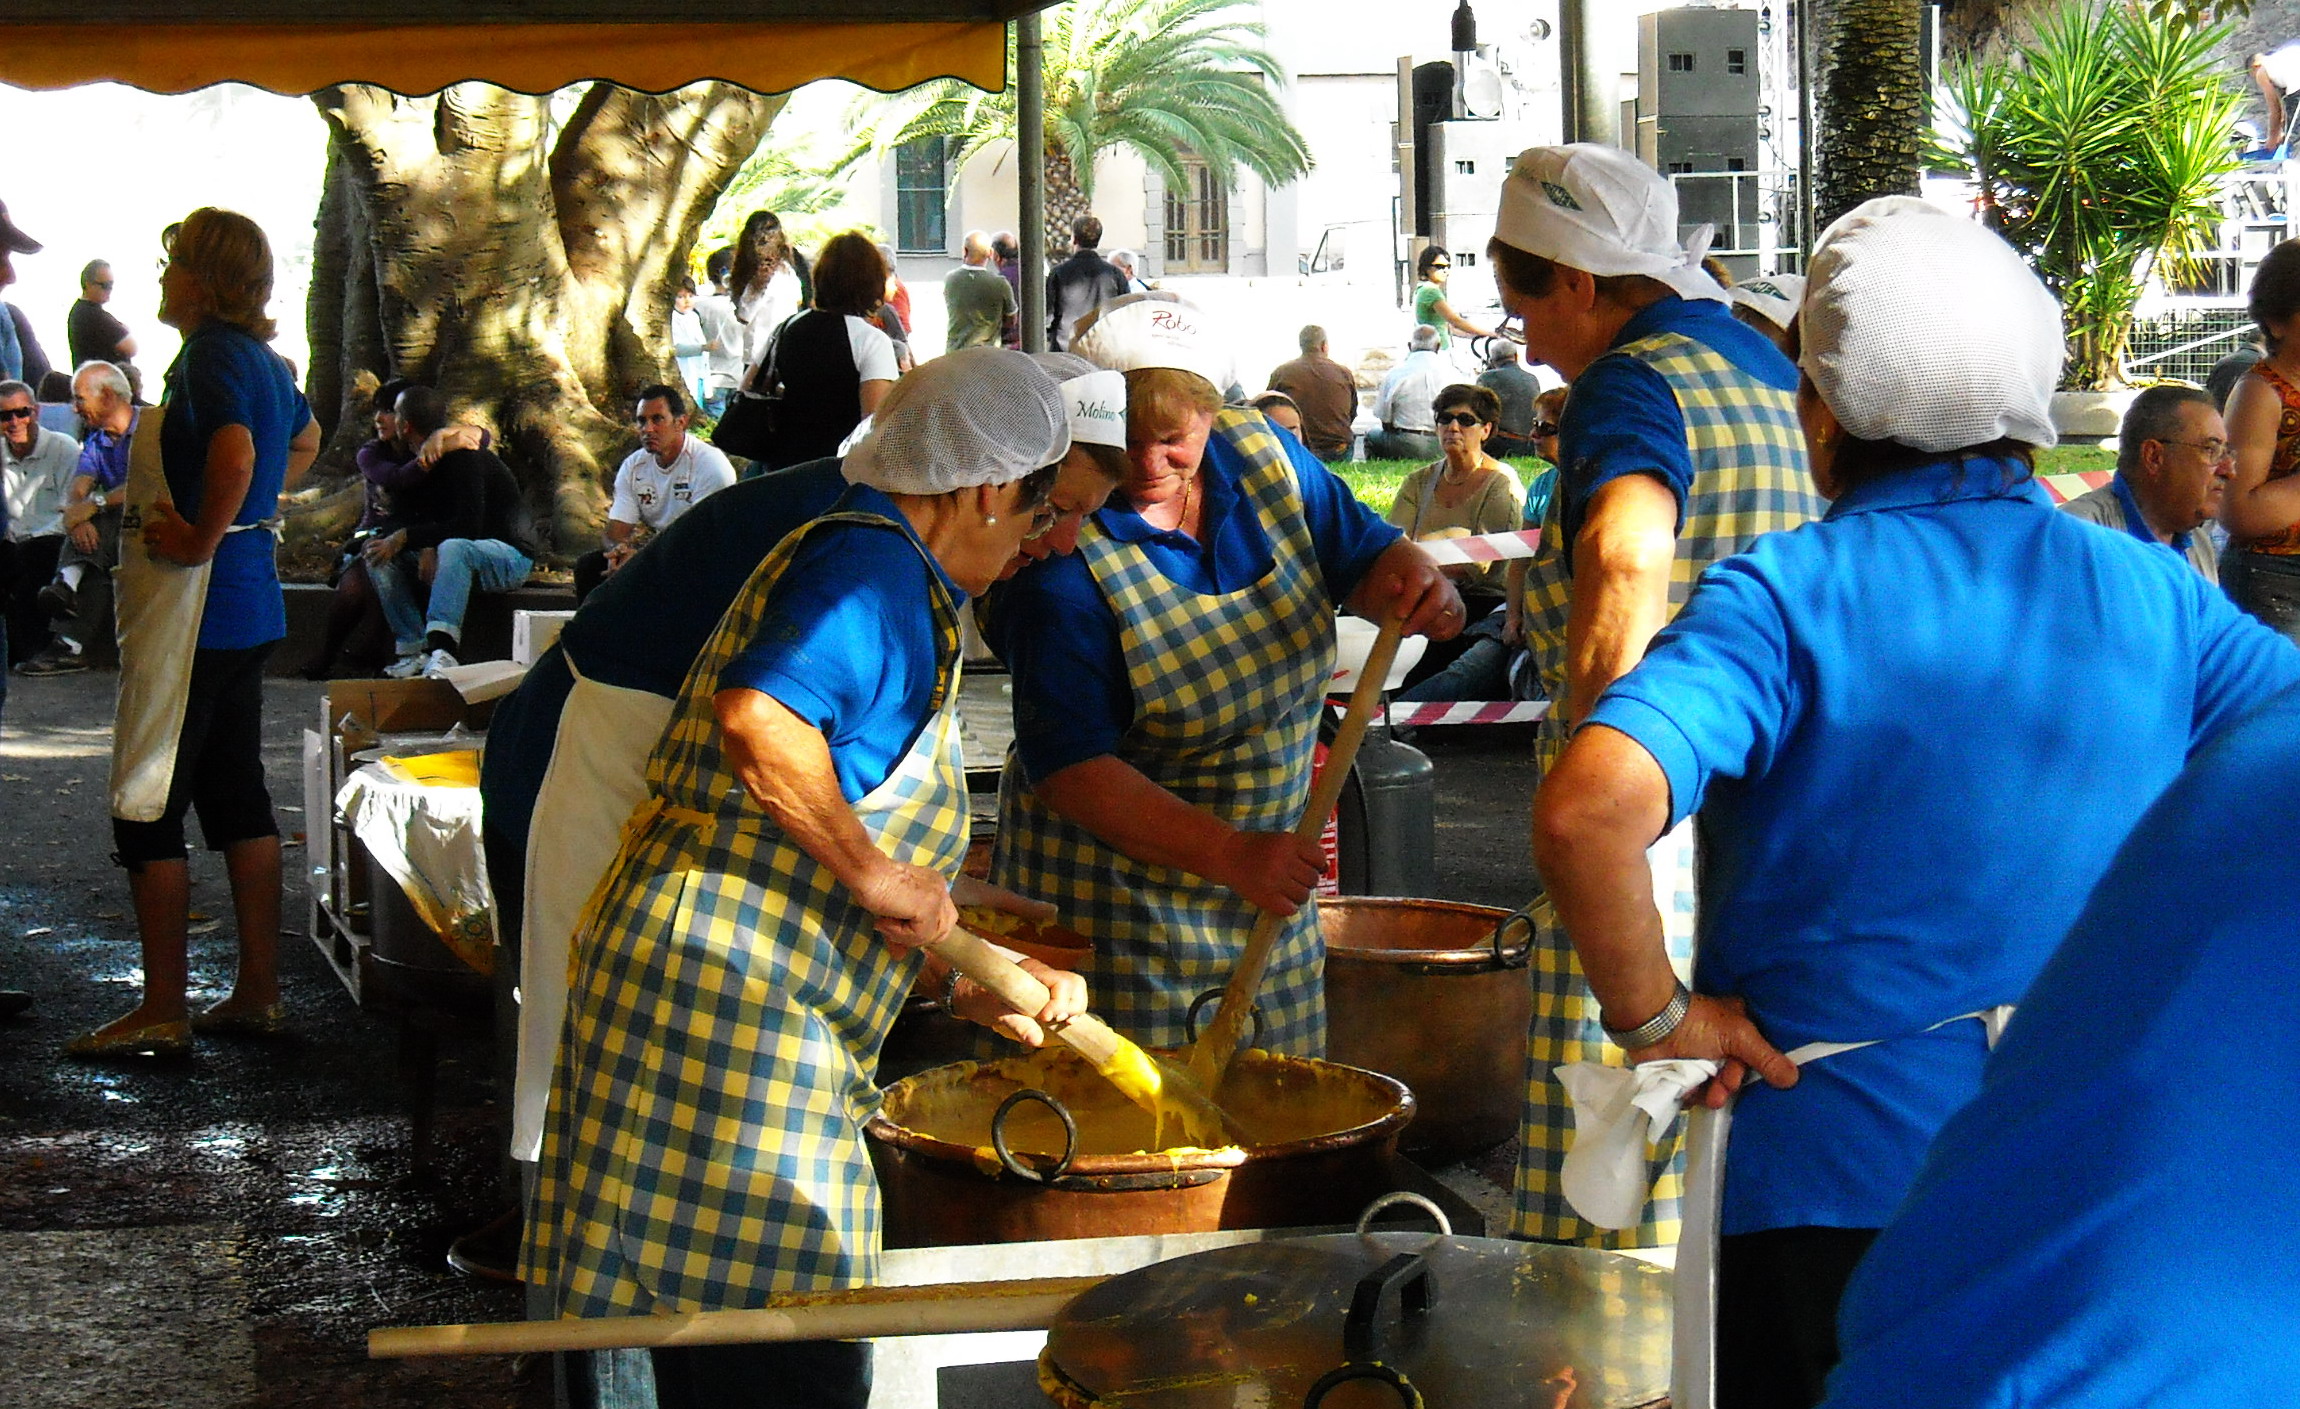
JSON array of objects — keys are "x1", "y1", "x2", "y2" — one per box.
[{"x1": 1, "y1": 20, "x2": 1008, "y2": 97}]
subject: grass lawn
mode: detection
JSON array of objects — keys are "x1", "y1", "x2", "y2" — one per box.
[{"x1": 1332, "y1": 443, "x2": 2117, "y2": 514}]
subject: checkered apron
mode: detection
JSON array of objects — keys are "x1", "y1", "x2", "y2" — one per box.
[
  {"x1": 992, "y1": 409, "x2": 1337, "y2": 1056},
  {"x1": 521, "y1": 510, "x2": 969, "y2": 1313},
  {"x1": 1512, "y1": 331, "x2": 1821, "y2": 1247}
]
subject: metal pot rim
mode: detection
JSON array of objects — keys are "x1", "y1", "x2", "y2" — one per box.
[
  {"x1": 865, "y1": 1053, "x2": 1416, "y2": 1176},
  {"x1": 1319, "y1": 895, "x2": 1534, "y2": 972}
]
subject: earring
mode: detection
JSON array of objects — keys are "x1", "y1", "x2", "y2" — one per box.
[{"x1": 985, "y1": 514, "x2": 999, "y2": 525}]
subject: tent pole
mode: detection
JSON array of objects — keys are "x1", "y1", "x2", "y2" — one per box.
[{"x1": 1018, "y1": 11, "x2": 1048, "y2": 353}]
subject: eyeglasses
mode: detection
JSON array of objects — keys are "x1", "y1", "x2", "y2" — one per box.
[
  {"x1": 2154, "y1": 437, "x2": 2233, "y2": 463},
  {"x1": 1531, "y1": 420, "x2": 1560, "y2": 437},
  {"x1": 1493, "y1": 312, "x2": 1528, "y2": 346},
  {"x1": 1022, "y1": 500, "x2": 1062, "y2": 541},
  {"x1": 92, "y1": 280, "x2": 114, "y2": 290},
  {"x1": 0, "y1": 406, "x2": 35, "y2": 422},
  {"x1": 1434, "y1": 411, "x2": 1486, "y2": 429}
]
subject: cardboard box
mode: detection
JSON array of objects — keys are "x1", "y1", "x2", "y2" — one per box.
[{"x1": 514, "y1": 609, "x2": 575, "y2": 667}]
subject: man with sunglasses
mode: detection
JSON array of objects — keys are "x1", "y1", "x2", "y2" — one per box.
[
  {"x1": 66, "y1": 260, "x2": 137, "y2": 385},
  {"x1": 1, "y1": 378, "x2": 81, "y2": 670},
  {"x1": 2060, "y1": 385, "x2": 2229, "y2": 582}
]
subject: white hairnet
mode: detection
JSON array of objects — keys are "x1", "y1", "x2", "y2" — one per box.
[
  {"x1": 1727, "y1": 273, "x2": 1806, "y2": 333},
  {"x1": 1494, "y1": 144, "x2": 1728, "y2": 304},
  {"x1": 1030, "y1": 351, "x2": 1130, "y2": 448},
  {"x1": 1801, "y1": 196, "x2": 2061, "y2": 453},
  {"x1": 1069, "y1": 291, "x2": 1233, "y2": 394},
  {"x1": 842, "y1": 347, "x2": 1070, "y2": 495}
]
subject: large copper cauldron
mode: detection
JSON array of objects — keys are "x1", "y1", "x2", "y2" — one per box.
[
  {"x1": 865, "y1": 1047, "x2": 1414, "y2": 1248},
  {"x1": 1321, "y1": 896, "x2": 1533, "y2": 1164}
]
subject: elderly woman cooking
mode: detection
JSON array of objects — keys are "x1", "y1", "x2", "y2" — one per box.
[
  {"x1": 988, "y1": 292, "x2": 1459, "y2": 1058},
  {"x1": 1530, "y1": 198, "x2": 2300, "y2": 1408},
  {"x1": 520, "y1": 351, "x2": 1091, "y2": 1409}
]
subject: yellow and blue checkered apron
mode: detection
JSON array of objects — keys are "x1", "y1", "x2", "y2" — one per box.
[
  {"x1": 521, "y1": 510, "x2": 969, "y2": 1313},
  {"x1": 992, "y1": 409, "x2": 1337, "y2": 1055},
  {"x1": 1512, "y1": 331, "x2": 1821, "y2": 1247}
]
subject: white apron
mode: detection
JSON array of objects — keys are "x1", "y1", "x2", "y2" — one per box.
[
  {"x1": 508, "y1": 656, "x2": 675, "y2": 1162},
  {"x1": 109, "y1": 405, "x2": 209, "y2": 822}
]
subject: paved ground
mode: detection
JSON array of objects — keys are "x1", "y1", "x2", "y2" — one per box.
[{"x1": 0, "y1": 663, "x2": 1541, "y2": 1408}]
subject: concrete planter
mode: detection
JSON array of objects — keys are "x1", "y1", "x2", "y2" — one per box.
[{"x1": 2050, "y1": 388, "x2": 2144, "y2": 447}]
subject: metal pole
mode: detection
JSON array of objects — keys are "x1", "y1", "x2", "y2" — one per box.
[
  {"x1": 1796, "y1": 0, "x2": 1814, "y2": 266},
  {"x1": 1017, "y1": 13, "x2": 1048, "y2": 354},
  {"x1": 1559, "y1": 0, "x2": 1614, "y2": 147}
]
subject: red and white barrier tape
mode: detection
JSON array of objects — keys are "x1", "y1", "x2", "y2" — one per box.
[
  {"x1": 2037, "y1": 470, "x2": 2112, "y2": 506},
  {"x1": 1383, "y1": 700, "x2": 1552, "y2": 727},
  {"x1": 1412, "y1": 527, "x2": 1544, "y2": 566}
]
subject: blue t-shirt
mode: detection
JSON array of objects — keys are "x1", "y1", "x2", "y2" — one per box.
[
  {"x1": 1554, "y1": 294, "x2": 1795, "y2": 565},
  {"x1": 78, "y1": 413, "x2": 134, "y2": 492},
  {"x1": 991, "y1": 425, "x2": 1401, "y2": 784},
  {"x1": 1584, "y1": 455, "x2": 2300, "y2": 1234},
  {"x1": 559, "y1": 458, "x2": 850, "y2": 696},
  {"x1": 159, "y1": 323, "x2": 311, "y2": 650},
  {"x1": 717, "y1": 483, "x2": 962, "y2": 803},
  {"x1": 1820, "y1": 685, "x2": 2300, "y2": 1409}
]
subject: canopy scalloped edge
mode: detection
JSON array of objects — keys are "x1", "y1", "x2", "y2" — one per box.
[{"x1": 0, "y1": 21, "x2": 1008, "y2": 97}]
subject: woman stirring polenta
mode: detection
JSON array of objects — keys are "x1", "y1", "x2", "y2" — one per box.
[{"x1": 521, "y1": 352, "x2": 1089, "y2": 1409}]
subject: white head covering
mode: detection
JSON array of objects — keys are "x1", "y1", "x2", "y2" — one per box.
[
  {"x1": 1726, "y1": 272, "x2": 1807, "y2": 333},
  {"x1": 1030, "y1": 351, "x2": 1130, "y2": 449},
  {"x1": 1800, "y1": 196, "x2": 2061, "y2": 453},
  {"x1": 1069, "y1": 291, "x2": 1233, "y2": 394},
  {"x1": 842, "y1": 346, "x2": 1070, "y2": 495},
  {"x1": 1493, "y1": 144, "x2": 1729, "y2": 304}
]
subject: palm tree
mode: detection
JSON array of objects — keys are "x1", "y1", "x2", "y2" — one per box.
[
  {"x1": 842, "y1": 0, "x2": 1311, "y2": 252},
  {"x1": 1811, "y1": 0, "x2": 1928, "y2": 232},
  {"x1": 1933, "y1": 0, "x2": 2241, "y2": 388}
]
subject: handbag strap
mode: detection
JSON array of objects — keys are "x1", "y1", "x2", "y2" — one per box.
[{"x1": 746, "y1": 311, "x2": 799, "y2": 396}]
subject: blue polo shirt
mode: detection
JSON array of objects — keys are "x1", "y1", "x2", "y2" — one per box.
[
  {"x1": 991, "y1": 426, "x2": 1400, "y2": 784},
  {"x1": 159, "y1": 323, "x2": 312, "y2": 650},
  {"x1": 1585, "y1": 455, "x2": 2300, "y2": 1234},
  {"x1": 481, "y1": 458, "x2": 856, "y2": 867},
  {"x1": 718, "y1": 482, "x2": 963, "y2": 802},
  {"x1": 1821, "y1": 685, "x2": 2300, "y2": 1409},
  {"x1": 1554, "y1": 294, "x2": 1795, "y2": 565}
]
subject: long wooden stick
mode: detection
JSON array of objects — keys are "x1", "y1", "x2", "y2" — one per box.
[
  {"x1": 1186, "y1": 613, "x2": 1404, "y2": 1092},
  {"x1": 369, "y1": 1275, "x2": 1107, "y2": 1358}
]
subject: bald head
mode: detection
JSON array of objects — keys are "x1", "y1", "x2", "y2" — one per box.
[{"x1": 962, "y1": 230, "x2": 993, "y2": 265}]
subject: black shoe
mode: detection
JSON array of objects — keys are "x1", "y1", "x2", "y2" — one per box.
[
  {"x1": 36, "y1": 580, "x2": 75, "y2": 620},
  {"x1": 0, "y1": 990, "x2": 31, "y2": 1019},
  {"x1": 15, "y1": 648, "x2": 87, "y2": 677}
]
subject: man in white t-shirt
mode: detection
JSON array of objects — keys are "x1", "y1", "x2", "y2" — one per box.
[
  {"x1": 573, "y1": 384, "x2": 736, "y2": 603},
  {"x1": 2254, "y1": 41, "x2": 2300, "y2": 152}
]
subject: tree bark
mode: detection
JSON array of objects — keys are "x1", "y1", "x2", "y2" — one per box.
[
  {"x1": 304, "y1": 81, "x2": 783, "y2": 553},
  {"x1": 1811, "y1": 0, "x2": 1927, "y2": 232},
  {"x1": 1044, "y1": 145, "x2": 1093, "y2": 255}
]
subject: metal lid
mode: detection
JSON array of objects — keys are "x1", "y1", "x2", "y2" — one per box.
[{"x1": 1041, "y1": 1218, "x2": 1670, "y2": 1407}]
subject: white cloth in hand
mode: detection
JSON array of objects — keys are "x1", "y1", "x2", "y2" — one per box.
[{"x1": 1555, "y1": 1058, "x2": 1720, "y2": 1230}]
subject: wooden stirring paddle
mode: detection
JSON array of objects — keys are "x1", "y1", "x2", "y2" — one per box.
[
  {"x1": 1185, "y1": 612, "x2": 1405, "y2": 1094},
  {"x1": 926, "y1": 925, "x2": 1240, "y2": 1147}
]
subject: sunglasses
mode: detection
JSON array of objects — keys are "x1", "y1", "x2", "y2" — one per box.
[
  {"x1": 1532, "y1": 420, "x2": 1560, "y2": 437},
  {"x1": 1435, "y1": 411, "x2": 1486, "y2": 429},
  {"x1": 0, "y1": 406, "x2": 36, "y2": 423},
  {"x1": 92, "y1": 280, "x2": 114, "y2": 290}
]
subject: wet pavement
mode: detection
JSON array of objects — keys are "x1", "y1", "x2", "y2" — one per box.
[{"x1": 0, "y1": 664, "x2": 1538, "y2": 1407}]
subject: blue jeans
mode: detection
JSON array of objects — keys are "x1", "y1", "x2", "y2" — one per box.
[{"x1": 373, "y1": 538, "x2": 532, "y2": 651}]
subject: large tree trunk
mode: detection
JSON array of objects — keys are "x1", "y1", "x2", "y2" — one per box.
[
  {"x1": 1044, "y1": 145, "x2": 1093, "y2": 255},
  {"x1": 1811, "y1": 0, "x2": 1927, "y2": 232},
  {"x1": 304, "y1": 82, "x2": 784, "y2": 554}
]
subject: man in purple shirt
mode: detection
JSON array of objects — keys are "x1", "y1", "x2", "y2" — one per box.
[{"x1": 21, "y1": 361, "x2": 136, "y2": 674}]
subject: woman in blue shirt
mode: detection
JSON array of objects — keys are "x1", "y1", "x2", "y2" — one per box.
[
  {"x1": 72, "y1": 209, "x2": 317, "y2": 1059},
  {"x1": 1529, "y1": 198, "x2": 2300, "y2": 1406}
]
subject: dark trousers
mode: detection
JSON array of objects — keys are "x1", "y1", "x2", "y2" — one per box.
[
  {"x1": 2225, "y1": 549, "x2": 2300, "y2": 647},
  {"x1": 3, "y1": 533, "x2": 63, "y2": 663},
  {"x1": 649, "y1": 1343, "x2": 871, "y2": 1409},
  {"x1": 55, "y1": 505, "x2": 121, "y2": 653},
  {"x1": 1716, "y1": 1226, "x2": 1879, "y2": 1409},
  {"x1": 111, "y1": 643, "x2": 279, "y2": 865}
]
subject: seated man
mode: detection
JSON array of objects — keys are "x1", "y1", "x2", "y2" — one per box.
[
  {"x1": 1266, "y1": 324, "x2": 1358, "y2": 463},
  {"x1": 2061, "y1": 384, "x2": 2227, "y2": 582},
  {"x1": 1, "y1": 377, "x2": 77, "y2": 670},
  {"x1": 572, "y1": 384, "x2": 734, "y2": 604},
  {"x1": 1367, "y1": 325, "x2": 1447, "y2": 462},
  {"x1": 1478, "y1": 339, "x2": 1542, "y2": 457},
  {"x1": 20, "y1": 361, "x2": 136, "y2": 675},
  {"x1": 367, "y1": 386, "x2": 538, "y2": 678}
]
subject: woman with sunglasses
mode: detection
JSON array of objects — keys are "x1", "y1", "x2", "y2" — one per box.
[
  {"x1": 1384, "y1": 384, "x2": 1524, "y2": 692},
  {"x1": 1412, "y1": 245, "x2": 1494, "y2": 350}
]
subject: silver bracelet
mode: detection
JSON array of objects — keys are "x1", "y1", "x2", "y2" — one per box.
[
  {"x1": 1603, "y1": 981, "x2": 1691, "y2": 1051},
  {"x1": 941, "y1": 964, "x2": 965, "y2": 1013}
]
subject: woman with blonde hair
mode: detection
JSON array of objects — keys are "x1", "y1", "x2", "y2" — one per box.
[{"x1": 72, "y1": 208, "x2": 319, "y2": 1057}]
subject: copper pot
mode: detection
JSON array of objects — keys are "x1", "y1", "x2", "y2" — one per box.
[
  {"x1": 865, "y1": 1048, "x2": 1414, "y2": 1248},
  {"x1": 1320, "y1": 896, "x2": 1533, "y2": 1164}
]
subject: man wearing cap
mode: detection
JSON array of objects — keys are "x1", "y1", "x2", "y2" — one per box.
[
  {"x1": 990, "y1": 291, "x2": 1458, "y2": 1060},
  {"x1": 0, "y1": 202, "x2": 50, "y2": 391},
  {"x1": 2060, "y1": 384, "x2": 2228, "y2": 582},
  {"x1": 1532, "y1": 196, "x2": 2300, "y2": 1408},
  {"x1": 1490, "y1": 143, "x2": 1823, "y2": 1255}
]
